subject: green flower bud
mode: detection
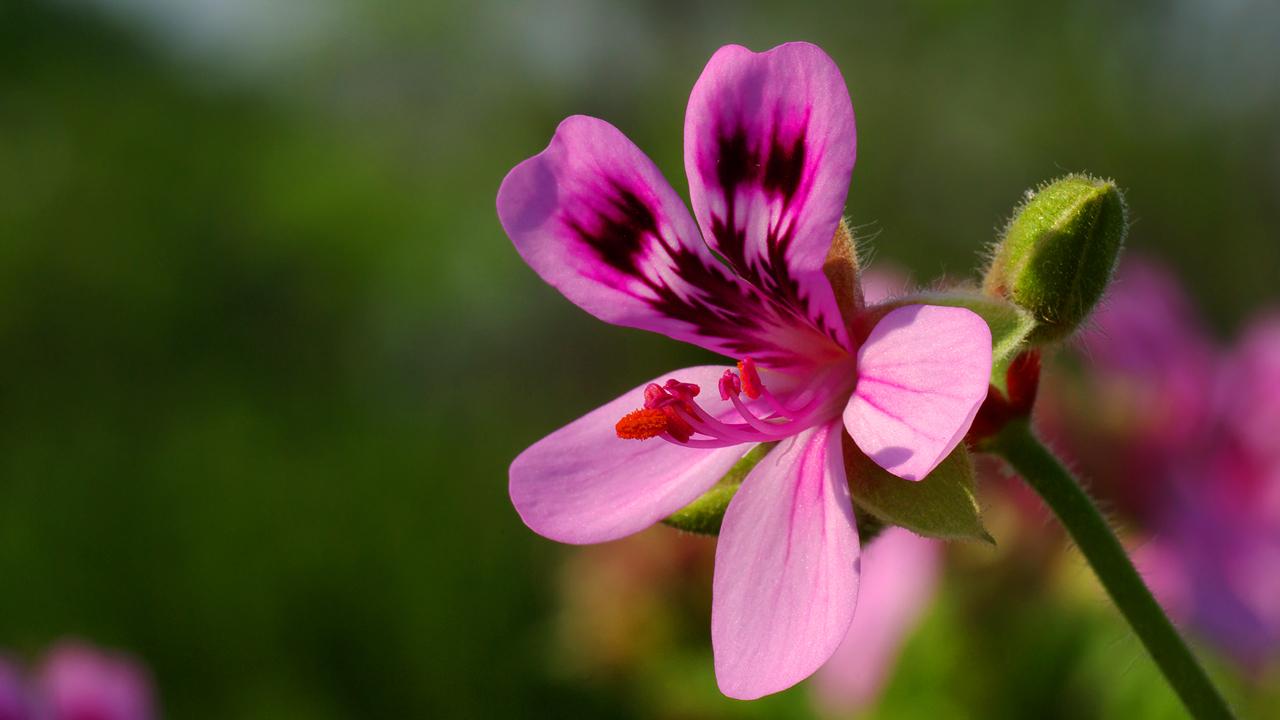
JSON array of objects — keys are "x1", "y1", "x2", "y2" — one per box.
[{"x1": 983, "y1": 174, "x2": 1128, "y2": 343}]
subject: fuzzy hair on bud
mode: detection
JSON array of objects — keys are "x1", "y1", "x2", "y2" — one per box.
[{"x1": 983, "y1": 174, "x2": 1128, "y2": 343}]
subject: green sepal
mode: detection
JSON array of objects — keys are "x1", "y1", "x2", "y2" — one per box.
[
  {"x1": 663, "y1": 443, "x2": 775, "y2": 535},
  {"x1": 844, "y1": 434, "x2": 993, "y2": 543},
  {"x1": 865, "y1": 291, "x2": 1036, "y2": 391}
]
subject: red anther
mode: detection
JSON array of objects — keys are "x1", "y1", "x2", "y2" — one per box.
[
  {"x1": 718, "y1": 369, "x2": 741, "y2": 401},
  {"x1": 615, "y1": 408, "x2": 670, "y2": 440},
  {"x1": 636, "y1": 380, "x2": 698, "y2": 442},
  {"x1": 737, "y1": 357, "x2": 763, "y2": 399},
  {"x1": 643, "y1": 383, "x2": 670, "y2": 409},
  {"x1": 663, "y1": 379, "x2": 701, "y2": 400},
  {"x1": 661, "y1": 406, "x2": 696, "y2": 442}
]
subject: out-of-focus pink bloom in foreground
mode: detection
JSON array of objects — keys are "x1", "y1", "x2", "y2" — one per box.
[
  {"x1": 1068, "y1": 258, "x2": 1280, "y2": 669},
  {"x1": 0, "y1": 657, "x2": 31, "y2": 720},
  {"x1": 813, "y1": 528, "x2": 940, "y2": 714},
  {"x1": 497, "y1": 42, "x2": 991, "y2": 698},
  {"x1": 38, "y1": 642, "x2": 155, "y2": 720},
  {"x1": 0, "y1": 642, "x2": 154, "y2": 720}
]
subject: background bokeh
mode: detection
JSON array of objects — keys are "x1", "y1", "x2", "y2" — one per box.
[{"x1": 2, "y1": 0, "x2": 1277, "y2": 717}]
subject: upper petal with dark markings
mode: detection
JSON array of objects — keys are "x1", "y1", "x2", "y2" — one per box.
[
  {"x1": 685, "y1": 42, "x2": 857, "y2": 351},
  {"x1": 498, "y1": 115, "x2": 845, "y2": 369}
]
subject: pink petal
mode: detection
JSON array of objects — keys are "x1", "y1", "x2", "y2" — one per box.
[
  {"x1": 685, "y1": 42, "x2": 857, "y2": 352},
  {"x1": 498, "y1": 115, "x2": 841, "y2": 370},
  {"x1": 510, "y1": 366, "x2": 749, "y2": 545},
  {"x1": 844, "y1": 305, "x2": 991, "y2": 481},
  {"x1": 712, "y1": 421, "x2": 859, "y2": 700},
  {"x1": 813, "y1": 528, "x2": 940, "y2": 713}
]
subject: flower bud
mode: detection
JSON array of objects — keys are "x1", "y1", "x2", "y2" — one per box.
[{"x1": 983, "y1": 174, "x2": 1128, "y2": 343}]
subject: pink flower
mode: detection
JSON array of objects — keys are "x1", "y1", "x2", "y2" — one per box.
[
  {"x1": 1042, "y1": 257, "x2": 1221, "y2": 517},
  {"x1": 0, "y1": 657, "x2": 31, "y2": 720},
  {"x1": 1051, "y1": 258, "x2": 1280, "y2": 668},
  {"x1": 497, "y1": 42, "x2": 991, "y2": 698},
  {"x1": 812, "y1": 528, "x2": 940, "y2": 713},
  {"x1": 1222, "y1": 314, "x2": 1280, "y2": 493},
  {"x1": 1079, "y1": 257, "x2": 1217, "y2": 456},
  {"x1": 1138, "y1": 313, "x2": 1280, "y2": 670},
  {"x1": 37, "y1": 642, "x2": 155, "y2": 720}
]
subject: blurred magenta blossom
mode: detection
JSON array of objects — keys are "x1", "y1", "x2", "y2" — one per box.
[
  {"x1": 0, "y1": 657, "x2": 31, "y2": 720},
  {"x1": 1056, "y1": 258, "x2": 1280, "y2": 669},
  {"x1": 497, "y1": 42, "x2": 991, "y2": 698},
  {"x1": 813, "y1": 527, "x2": 940, "y2": 714},
  {"x1": 0, "y1": 641, "x2": 155, "y2": 720}
]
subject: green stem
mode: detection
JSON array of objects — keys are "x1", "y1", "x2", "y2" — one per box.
[{"x1": 988, "y1": 419, "x2": 1235, "y2": 720}]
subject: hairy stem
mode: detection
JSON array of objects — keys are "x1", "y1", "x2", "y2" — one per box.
[{"x1": 988, "y1": 419, "x2": 1234, "y2": 720}]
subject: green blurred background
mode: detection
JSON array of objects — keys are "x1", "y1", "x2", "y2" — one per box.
[{"x1": 1, "y1": 0, "x2": 1276, "y2": 717}]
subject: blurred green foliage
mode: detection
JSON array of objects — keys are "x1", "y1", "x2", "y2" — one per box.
[{"x1": 0, "y1": 0, "x2": 1276, "y2": 717}]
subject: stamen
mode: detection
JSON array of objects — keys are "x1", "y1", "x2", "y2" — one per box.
[
  {"x1": 615, "y1": 408, "x2": 669, "y2": 440},
  {"x1": 727, "y1": 392, "x2": 785, "y2": 435},
  {"x1": 718, "y1": 370, "x2": 741, "y2": 401},
  {"x1": 613, "y1": 361, "x2": 825, "y2": 447},
  {"x1": 737, "y1": 357, "x2": 762, "y2": 399},
  {"x1": 663, "y1": 379, "x2": 700, "y2": 400}
]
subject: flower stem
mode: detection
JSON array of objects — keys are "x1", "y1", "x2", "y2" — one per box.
[{"x1": 988, "y1": 419, "x2": 1235, "y2": 720}]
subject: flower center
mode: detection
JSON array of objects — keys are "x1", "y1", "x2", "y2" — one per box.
[{"x1": 613, "y1": 357, "x2": 834, "y2": 448}]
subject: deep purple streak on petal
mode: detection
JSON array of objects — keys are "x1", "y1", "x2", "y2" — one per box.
[
  {"x1": 712, "y1": 421, "x2": 859, "y2": 700},
  {"x1": 497, "y1": 115, "x2": 843, "y2": 370},
  {"x1": 685, "y1": 42, "x2": 857, "y2": 351},
  {"x1": 844, "y1": 305, "x2": 991, "y2": 481},
  {"x1": 510, "y1": 366, "x2": 751, "y2": 545}
]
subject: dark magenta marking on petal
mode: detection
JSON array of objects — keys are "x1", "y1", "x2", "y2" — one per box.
[
  {"x1": 762, "y1": 130, "x2": 806, "y2": 200},
  {"x1": 562, "y1": 176, "x2": 832, "y2": 368},
  {"x1": 703, "y1": 118, "x2": 839, "y2": 344},
  {"x1": 563, "y1": 180, "x2": 661, "y2": 275},
  {"x1": 716, "y1": 126, "x2": 759, "y2": 198}
]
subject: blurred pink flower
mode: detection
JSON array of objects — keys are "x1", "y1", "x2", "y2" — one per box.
[
  {"x1": 1136, "y1": 466, "x2": 1280, "y2": 670},
  {"x1": 1221, "y1": 315, "x2": 1280, "y2": 497},
  {"x1": 37, "y1": 642, "x2": 155, "y2": 720},
  {"x1": 1051, "y1": 257, "x2": 1280, "y2": 668},
  {"x1": 0, "y1": 642, "x2": 154, "y2": 720},
  {"x1": 1137, "y1": 311, "x2": 1280, "y2": 670},
  {"x1": 1081, "y1": 257, "x2": 1217, "y2": 450},
  {"x1": 0, "y1": 657, "x2": 32, "y2": 720},
  {"x1": 1062, "y1": 258, "x2": 1220, "y2": 513},
  {"x1": 498, "y1": 42, "x2": 991, "y2": 698},
  {"x1": 812, "y1": 528, "x2": 940, "y2": 714}
]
